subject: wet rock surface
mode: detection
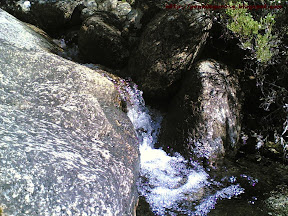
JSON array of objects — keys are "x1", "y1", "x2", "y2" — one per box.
[
  {"x1": 158, "y1": 60, "x2": 242, "y2": 165},
  {"x1": 208, "y1": 155, "x2": 288, "y2": 216},
  {"x1": 0, "y1": 9, "x2": 139, "y2": 216},
  {"x1": 127, "y1": 9, "x2": 212, "y2": 101}
]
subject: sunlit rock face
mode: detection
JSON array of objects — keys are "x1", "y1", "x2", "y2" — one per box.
[
  {"x1": 0, "y1": 9, "x2": 59, "y2": 52},
  {"x1": 0, "y1": 9, "x2": 139, "y2": 216},
  {"x1": 158, "y1": 60, "x2": 242, "y2": 166},
  {"x1": 127, "y1": 9, "x2": 212, "y2": 101}
]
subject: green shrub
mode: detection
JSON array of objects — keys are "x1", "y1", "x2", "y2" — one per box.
[
  {"x1": 222, "y1": 1, "x2": 288, "y2": 159},
  {"x1": 225, "y1": 1, "x2": 278, "y2": 63}
]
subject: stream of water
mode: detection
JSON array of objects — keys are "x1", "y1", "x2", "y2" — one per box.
[
  {"x1": 123, "y1": 82, "x2": 246, "y2": 216},
  {"x1": 56, "y1": 40, "x2": 287, "y2": 216}
]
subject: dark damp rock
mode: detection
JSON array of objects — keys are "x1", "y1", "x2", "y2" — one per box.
[
  {"x1": 200, "y1": 22, "x2": 250, "y2": 69},
  {"x1": 30, "y1": 0, "x2": 80, "y2": 32},
  {"x1": 157, "y1": 60, "x2": 242, "y2": 166},
  {"x1": 207, "y1": 156, "x2": 288, "y2": 216},
  {"x1": 78, "y1": 11, "x2": 129, "y2": 69},
  {"x1": 62, "y1": 27, "x2": 80, "y2": 46},
  {"x1": 136, "y1": 196, "x2": 155, "y2": 216},
  {"x1": 132, "y1": 0, "x2": 198, "y2": 29},
  {"x1": 0, "y1": 0, "x2": 81, "y2": 34},
  {"x1": 133, "y1": 0, "x2": 162, "y2": 27},
  {"x1": 124, "y1": 1, "x2": 204, "y2": 51},
  {"x1": 125, "y1": 8, "x2": 143, "y2": 31},
  {"x1": 0, "y1": 10, "x2": 139, "y2": 216},
  {"x1": 127, "y1": 9, "x2": 212, "y2": 101}
]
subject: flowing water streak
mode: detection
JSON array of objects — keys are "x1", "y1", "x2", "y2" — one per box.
[
  {"x1": 56, "y1": 41, "x2": 245, "y2": 214},
  {"x1": 123, "y1": 81, "x2": 245, "y2": 215},
  {"x1": 47, "y1": 38, "x2": 249, "y2": 215}
]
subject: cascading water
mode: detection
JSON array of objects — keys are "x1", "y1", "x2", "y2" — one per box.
[
  {"x1": 122, "y1": 82, "x2": 245, "y2": 215},
  {"x1": 50, "y1": 39, "x2": 257, "y2": 215},
  {"x1": 53, "y1": 37, "x2": 288, "y2": 216}
]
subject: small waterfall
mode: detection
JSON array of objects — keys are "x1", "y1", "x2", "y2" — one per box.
[
  {"x1": 123, "y1": 81, "x2": 245, "y2": 215},
  {"x1": 33, "y1": 33, "x2": 284, "y2": 216},
  {"x1": 52, "y1": 40, "x2": 248, "y2": 214}
]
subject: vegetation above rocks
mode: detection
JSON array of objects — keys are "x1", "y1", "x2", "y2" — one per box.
[
  {"x1": 202, "y1": 0, "x2": 288, "y2": 161},
  {"x1": 225, "y1": 1, "x2": 277, "y2": 63}
]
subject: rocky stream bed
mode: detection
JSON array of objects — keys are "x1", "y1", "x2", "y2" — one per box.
[{"x1": 0, "y1": 0, "x2": 288, "y2": 215}]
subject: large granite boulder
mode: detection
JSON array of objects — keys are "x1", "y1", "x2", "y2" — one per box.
[
  {"x1": 0, "y1": 8, "x2": 60, "y2": 53},
  {"x1": 127, "y1": 9, "x2": 212, "y2": 101},
  {"x1": 78, "y1": 11, "x2": 129, "y2": 69},
  {"x1": 0, "y1": 9, "x2": 139, "y2": 215},
  {"x1": 158, "y1": 60, "x2": 242, "y2": 166}
]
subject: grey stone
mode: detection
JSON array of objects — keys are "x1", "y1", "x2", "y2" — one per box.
[
  {"x1": 0, "y1": 9, "x2": 139, "y2": 216},
  {"x1": 0, "y1": 9, "x2": 59, "y2": 52},
  {"x1": 127, "y1": 10, "x2": 212, "y2": 100},
  {"x1": 158, "y1": 60, "x2": 242, "y2": 166},
  {"x1": 114, "y1": 2, "x2": 132, "y2": 20}
]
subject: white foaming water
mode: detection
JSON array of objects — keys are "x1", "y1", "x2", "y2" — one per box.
[
  {"x1": 47, "y1": 35, "x2": 250, "y2": 215},
  {"x1": 124, "y1": 82, "x2": 245, "y2": 215},
  {"x1": 17, "y1": 1, "x2": 31, "y2": 12}
]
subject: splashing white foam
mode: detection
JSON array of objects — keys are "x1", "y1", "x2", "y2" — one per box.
[
  {"x1": 123, "y1": 81, "x2": 245, "y2": 215},
  {"x1": 17, "y1": 1, "x2": 31, "y2": 12}
]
